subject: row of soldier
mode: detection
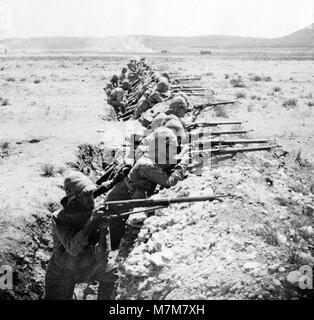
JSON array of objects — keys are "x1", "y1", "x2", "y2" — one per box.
[
  {"x1": 44, "y1": 59, "x2": 195, "y2": 300},
  {"x1": 45, "y1": 58, "x2": 277, "y2": 300}
]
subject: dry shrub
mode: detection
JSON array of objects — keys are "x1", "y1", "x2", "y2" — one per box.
[
  {"x1": 34, "y1": 79, "x2": 41, "y2": 84},
  {"x1": 6, "y1": 77, "x2": 15, "y2": 82},
  {"x1": 256, "y1": 223, "x2": 280, "y2": 246},
  {"x1": 0, "y1": 142, "x2": 11, "y2": 159},
  {"x1": 41, "y1": 164, "x2": 56, "y2": 177},
  {"x1": 236, "y1": 92, "x2": 246, "y2": 99},
  {"x1": 273, "y1": 86, "x2": 281, "y2": 93},
  {"x1": 307, "y1": 101, "x2": 314, "y2": 107},
  {"x1": 1, "y1": 98, "x2": 9, "y2": 106},
  {"x1": 264, "y1": 76, "x2": 272, "y2": 82},
  {"x1": 230, "y1": 78, "x2": 247, "y2": 88},
  {"x1": 250, "y1": 75, "x2": 262, "y2": 81},
  {"x1": 74, "y1": 144, "x2": 108, "y2": 172},
  {"x1": 283, "y1": 99, "x2": 298, "y2": 108}
]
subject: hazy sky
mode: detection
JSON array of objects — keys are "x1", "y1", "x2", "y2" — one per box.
[{"x1": 0, "y1": 0, "x2": 313, "y2": 39}]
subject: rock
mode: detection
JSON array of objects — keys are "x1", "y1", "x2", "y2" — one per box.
[
  {"x1": 300, "y1": 226, "x2": 314, "y2": 238},
  {"x1": 268, "y1": 263, "x2": 280, "y2": 273},
  {"x1": 149, "y1": 252, "x2": 166, "y2": 267},
  {"x1": 277, "y1": 233, "x2": 287, "y2": 245},
  {"x1": 286, "y1": 271, "x2": 303, "y2": 288},
  {"x1": 296, "y1": 252, "x2": 314, "y2": 265},
  {"x1": 273, "y1": 279, "x2": 281, "y2": 287},
  {"x1": 243, "y1": 262, "x2": 261, "y2": 272},
  {"x1": 206, "y1": 279, "x2": 219, "y2": 289},
  {"x1": 35, "y1": 249, "x2": 51, "y2": 263},
  {"x1": 161, "y1": 248, "x2": 174, "y2": 263}
]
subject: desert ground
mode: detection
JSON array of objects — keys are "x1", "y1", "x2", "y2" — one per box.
[{"x1": 0, "y1": 50, "x2": 314, "y2": 299}]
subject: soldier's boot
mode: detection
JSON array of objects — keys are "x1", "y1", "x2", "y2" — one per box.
[{"x1": 97, "y1": 277, "x2": 118, "y2": 300}]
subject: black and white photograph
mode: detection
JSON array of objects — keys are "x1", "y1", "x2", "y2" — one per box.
[{"x1": 0, "y1": 0, "x2": 314, "y2": 304}]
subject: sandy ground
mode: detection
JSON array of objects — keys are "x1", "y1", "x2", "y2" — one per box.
[{"x1": 0, "y1": 51, "x2": 313, "y2": 299}]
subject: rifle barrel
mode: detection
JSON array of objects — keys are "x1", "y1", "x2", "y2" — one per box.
[
  {"x1": 187, "y1": 121, "x2": 243, "y2": 130},
  {"x1": 190, "y1": 139, "x2": 273, "y2": 147},
  {"x1": 105, "y1": 195, "x2": 227, "y2": 210},
  {"x1": 192, "y1": 145, "x2": 279, "y2": 156},
  {"x1": 194, "y1": 101, "x2": 237, "y2": 109},
  {"x1": 210, "y1": 130, "x2": 252, "y2": 136}
]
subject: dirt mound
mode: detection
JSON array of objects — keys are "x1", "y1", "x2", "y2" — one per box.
[
  {"x1": 0, "y1": 208, "x2": 52, "y2": 300},
  {"x1": 115, "y1": 150, "x2": 314, "y2": 300}
]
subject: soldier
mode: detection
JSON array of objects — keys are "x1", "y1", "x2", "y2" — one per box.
[
  {"x1": 104, "y1": 127, "x2": 190, "y2": 255},
  {"x1": 161, "y1": 72, "x2": 170, "y2": 82},
  {"x1": 119, "y1": 67, "x2": 128, "y2": 83},
  {"x1": 138, "y1": 95, "x2": 189, "y2": 129},
  {"x1": 133, "y1": 77, "x2": 170, "y2": 119},
  {"x1": 107, "y1": 80, "x2": 131, "y2": 115},
  {"x1": 110, "y1": 75, "x2": 119, "y2": 88},
  {"x1": 45, "y1": 172, "x2": 118, "y2": 300}
]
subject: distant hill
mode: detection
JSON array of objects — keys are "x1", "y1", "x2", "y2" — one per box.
[
  {"x1": 267, "y1": 23, "x2": 314, "y2": 47},
  {"x1": 0, "y1": 23, "x2": 313, "y2": 52}
]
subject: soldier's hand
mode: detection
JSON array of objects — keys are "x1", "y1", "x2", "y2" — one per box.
[{"x1": 90, "y1": 209, "x2": 106, "y2": 225}]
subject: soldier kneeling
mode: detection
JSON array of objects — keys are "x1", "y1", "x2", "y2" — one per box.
[{"x1": 45, "y1": 172, "x2": 117, "y2": 300}]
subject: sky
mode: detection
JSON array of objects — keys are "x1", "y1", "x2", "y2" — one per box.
[{"x1": 0, "y1": 0, "x2": 313, "y2": 40}]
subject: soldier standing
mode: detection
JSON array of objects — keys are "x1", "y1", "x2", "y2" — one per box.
[{"x1": 45, "y1": 172, "x2": 117, "y2": 300}]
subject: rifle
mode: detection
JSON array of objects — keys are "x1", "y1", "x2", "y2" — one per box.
[
  {"x1": 186, "y1": 121, "x2": 243, "y2": 131},
  {"x1": 193, "y1": 100, "x2": 237, "y2": 111},
  {"x1": 189, "y1": 139, "x2": 274, "y2": 148},
  {"x1": 171, "y1": 85, "x2": 204, "y2": 89},
  {"x1": 187, "y1": 93, "x2": 206, "y2": 97},
  {"x1": 100, "y1": 195, "x2": 229, "y2": 217},
  {"x1": 191, "y1": 145, "x2": 280, "y2": 156},
  {"x1": 175, "y1": 77, "x2": 202, "y2": 82},
  {"x1": 172, "y1": 88, "x2": 206, "y2": 92},
  {"x1": 95, "y1": 162, "x2": 117, "y2": 186}
]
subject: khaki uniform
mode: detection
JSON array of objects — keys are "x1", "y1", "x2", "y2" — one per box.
[
  {"x1": 133, "y1": 91, "x2": 166, "y2": 119},
  {"x1": 45, "y1": 200, "x2": 116, "y2": 300},
  {"x1": 138, "y1": 103, "x2": 171, "y2": 128},
  {"x1": 104, "y1": 155, "x2": 188, "y2": 254},
  {"x1": 108, "y1": 87, "x2": 125, "y2": 115}
]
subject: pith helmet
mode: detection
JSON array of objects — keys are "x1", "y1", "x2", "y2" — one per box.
[
  {"x1": 169, "y1": 96, "x2": 188, "y2": 113},
  {"x1": 156, "y1": 77, "x2": 169, "y2": 93},
  {"x1": 121, "y1": 79, "x2": 131, "y2": 91},
  {"x1": 64, "y1": 171, "x2": 95, "y2": 199}
]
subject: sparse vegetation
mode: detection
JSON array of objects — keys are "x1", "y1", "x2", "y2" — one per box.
[
  {"x1": 41, "y1": 164, "x2": 56, "y2": 177},
  {"x1": 283, "y1": 98, "x2": 298, "y2": 107},
  {"x1": 0, "y1": 142, "x2": 11, "y2": 159},
  {"x1": 273, "y1": 86, "x2": 282, "y2": 93},
  {"x1": 236, "y1": 92, "x2": 246, "y2": 99},
  {"x1": 230, "y1": 78, "x2": 247, "y2": 88},
  {"x1": 0, "y1": 97, "x2": 9, "y2": 106},
  {"x1": 34, "y1": 79, "x2": 41, "y2": 84},
  {"x1": 256, "y1": 222, "x2": 280, "y2": 246},
  {"x1": 6, "y1": 77, "x2": 15, "y2": 82},
  {"x1": 250, "y1": 75, "x2": 262, "y2": 81},
  {"x1": 307, "y1": 101, "x2": 314, "y2": 107},
  {"x1": 250, "y1": 75, "x2": 272, "y2": 82}
]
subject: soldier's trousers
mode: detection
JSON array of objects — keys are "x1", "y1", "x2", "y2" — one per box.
[
  {"x1": 45, "y1": 258, "x2": 117, "y2": 300},
  {"x1": 108, "y1": 101, "x2": 126, "y2": 115}
]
